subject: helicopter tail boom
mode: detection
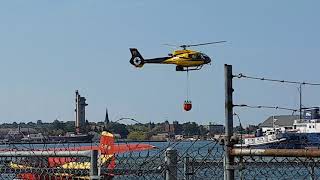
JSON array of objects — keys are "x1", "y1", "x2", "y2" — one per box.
[{"x1": 130, "y1": 48, "x2": 145, "y2": 68}]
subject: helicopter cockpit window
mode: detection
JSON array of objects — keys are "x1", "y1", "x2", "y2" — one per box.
[
  {"x1": 201, "y1": 54, "x2": 209, "y2": 60},
  {"x1": 189, "y1": 54, "x2": 200, "y2": 60},
  {"x1": 189, "y1": 54, "x2": 197, "y2": 59}
]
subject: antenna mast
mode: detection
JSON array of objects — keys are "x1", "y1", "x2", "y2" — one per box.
[{"x1": 299, "y1": 84, "x2": 302, "y2": 119}]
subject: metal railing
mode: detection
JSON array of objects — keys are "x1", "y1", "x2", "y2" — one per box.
[{"x1": 1, "y1": 139, "x2": 320, "y2": 179}]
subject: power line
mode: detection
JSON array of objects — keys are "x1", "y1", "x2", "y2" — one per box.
[
  {"x1": 234, "y1": 104, "x2": 298, "y2": 114},
  {"x1": 234, "y1": 73, "x2": 320, "y2": 86}
]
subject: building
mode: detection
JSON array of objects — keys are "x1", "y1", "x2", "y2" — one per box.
[
  {"x1": 5, "y1": 127, "x2": 38, "y2": 142},
  {"x1": 150, "y1": 133, "x2": 168, "y2": 141},
  {"x1": 75, "y1": 90, "x2": 88, "y2": 133},
  {"x1": 205, "y1": 123, "x2": 225, "y2": 135},
  {"x1": 259, "y1": 115, "x2": 299, "y2": 133},
  {"x1": 164, "y1": 121, "x2": 182, "y2": 135}
]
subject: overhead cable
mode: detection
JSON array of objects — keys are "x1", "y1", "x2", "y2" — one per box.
[
  {"x1": 234, "y1": 104, "x2": 298, "y2": 113},
  {"x1": 234, "y1": 73, "x2": 320, "y2": 86}
]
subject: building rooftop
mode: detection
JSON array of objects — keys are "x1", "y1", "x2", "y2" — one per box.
[{"x1": 259, "y1": 115, "x2": 300, "y2": 128}]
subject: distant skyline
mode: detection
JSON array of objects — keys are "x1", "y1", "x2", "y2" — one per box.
[{"x1": 1, "y1": 1, "x2": 320, "y2": 126}]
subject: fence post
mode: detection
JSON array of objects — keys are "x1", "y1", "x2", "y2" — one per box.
[
  {"x1": 90, "y1": 150, "x2": 99, "y2": 180},
  {"x1": 166, "y1": 148, "x2": 178, "y2": 180},
  {"x1": 224, "y1": 64, "x2": 235, "y2": 180},
  {"x1": 184, "y1": 155, "x2": 190, "y2": 180},
  {"x1": 310, "y1": 165, "x2": 315, "y2": 180}
]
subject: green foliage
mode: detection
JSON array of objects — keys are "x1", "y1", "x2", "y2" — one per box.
[
  {"x1": 64, "y1": 121, "x2": 76, "y2": 132},
  {"x1": 52, "y1": 120, "x2": 64, "y2": 130},
  {"x1": 0, "y1": 119, "x2": 231, "y2": 139},
  {"x1": 127, "y1": 131, "x2": 147, "y2": 141},
  {"x1": 127, "y1": 123, "x2": 149, "y2": 132},
  {"x1": 50, "y1": 129, "x2": 64, "y2": 136},
  {"x1": 182, "y1": 122, "x2": 200, "y2": 136},
  {"x1": 105, "y1": 122, "x2": 129, "y2": 138}
]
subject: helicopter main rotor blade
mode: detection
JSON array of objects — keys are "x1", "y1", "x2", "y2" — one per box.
[
  {"x1": 162, "y1": 43, "x2": 179, "y2": 48},
  {"x1": 181, "y1": 41, "x2": 227, "y2": 48}
]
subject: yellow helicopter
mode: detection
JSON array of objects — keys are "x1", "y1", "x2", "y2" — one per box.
[{"x1": 129, "y1": 41, "x2": 226, "y2": 71}]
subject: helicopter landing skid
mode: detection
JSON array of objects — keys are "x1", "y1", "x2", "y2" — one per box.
[{"x1": 176, "y1": 65, "x2": 203, "y2": 71}]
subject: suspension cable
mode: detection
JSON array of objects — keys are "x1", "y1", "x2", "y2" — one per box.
[{"x1": 186, "y1": 69, "x2": 190, "y2": 100}]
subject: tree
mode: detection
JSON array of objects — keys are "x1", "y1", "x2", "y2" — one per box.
[
  {"x1": 127, "y1": 123, "x2": 149, "y2": 132},
  {"x1": 182, "y1": 122, "x2": 200, "y2": 136},
  {"x1": 12, "y1": 122, "x2": 18, "y2": 128},
  {"x1": 127, "y1": 131, "x2": 146, "y2": 141},
  {"x1": 106, "y1": 122, "x2": 129, "y2": 138},
  {"x1": 19, "y1": 122, "x2": 26, "y2": 127},
  {"x1": 64, "y1": 121, "x2": 75, "y2": 132},
  {"x1": 27, "y1": 122, "x2": 36, "y2": 128},
  {"x1": 52, "y1": 119, "x2": 64, "y2": 130},
  {"x1": 51, "y1": 129, "x2": 64, "y2": 136}
]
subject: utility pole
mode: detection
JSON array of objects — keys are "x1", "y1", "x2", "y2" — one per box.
[
  {"x1": 224, "y1": 64, "x2": 234, "y2": 180},
  {"x1": 299, "y1": 84, "x2": 302, "y2": 120}
]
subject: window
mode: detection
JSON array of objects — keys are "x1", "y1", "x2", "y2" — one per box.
[{"x1": 189, "y1": 53, "x2": 202, "y2": 60}]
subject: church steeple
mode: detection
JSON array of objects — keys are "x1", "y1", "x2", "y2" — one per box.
[{"x1": 105, "y1": 107, "x2": 110, "y2": 125}]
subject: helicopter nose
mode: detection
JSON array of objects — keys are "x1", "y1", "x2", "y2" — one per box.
[{"x1": 204, "y1": 56, "x2": 211, "y2": 64}]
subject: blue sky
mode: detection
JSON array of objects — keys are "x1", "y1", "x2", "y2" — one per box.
[{"x1": 0, "y1": 1, "x2": 320, "y2": 126}]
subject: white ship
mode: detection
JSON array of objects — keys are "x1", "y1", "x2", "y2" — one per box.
[{"x1": 236, "y1": 107, "x2": 320, "y2": 149}]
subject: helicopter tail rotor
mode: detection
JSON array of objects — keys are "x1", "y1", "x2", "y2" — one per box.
[{"x1": 129, "y1": 48, "x2": 145, "y2": 68}]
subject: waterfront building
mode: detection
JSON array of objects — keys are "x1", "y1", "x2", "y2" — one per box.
[
  {"x1": 150, "y1": 133, "x2": 169, "y2": 141},
  {"x1": 259, "y1": 115, "x2": 299, "y2": 133},
  {"x1": 205, "y1": 123, "x2": 224, "y2": 135},
  {"x1": 164, "y1": 121, "x2": 182, "y2": 135}
]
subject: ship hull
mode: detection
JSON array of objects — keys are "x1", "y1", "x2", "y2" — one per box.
[
  {"x1": 237, "y1": 132, "x2": 320, "y2": 149},
  {"x1": 280, "y1": 132, "x2": 320, "y2": 149},
  {"x1": 48, "y1": 134, "x2": 94, "y2": 143}
]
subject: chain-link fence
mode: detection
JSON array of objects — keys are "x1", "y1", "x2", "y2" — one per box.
[
  {"x1": 0, "y1": 143, "x2": 100, "y2": 179},
  {"x1": 109, "y1": 139, "x2": 224, "y2": 180},
  {"x1": 0, "y1": 151, "x2": 91, "y2": 179},
  {"x1": 234, "y1": 155, "x2": 320, "y2": 180},
  {"x1": 2, "y1": 139, "x2": 320, "y2": 179},
  {"x1": 0, "y1": 138, "x2": 225, "y2": 180}
]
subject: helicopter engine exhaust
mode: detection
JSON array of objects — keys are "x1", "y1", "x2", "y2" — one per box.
[{"x1": 130, "y1": 48, "x2": 145, "y2": 68}]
